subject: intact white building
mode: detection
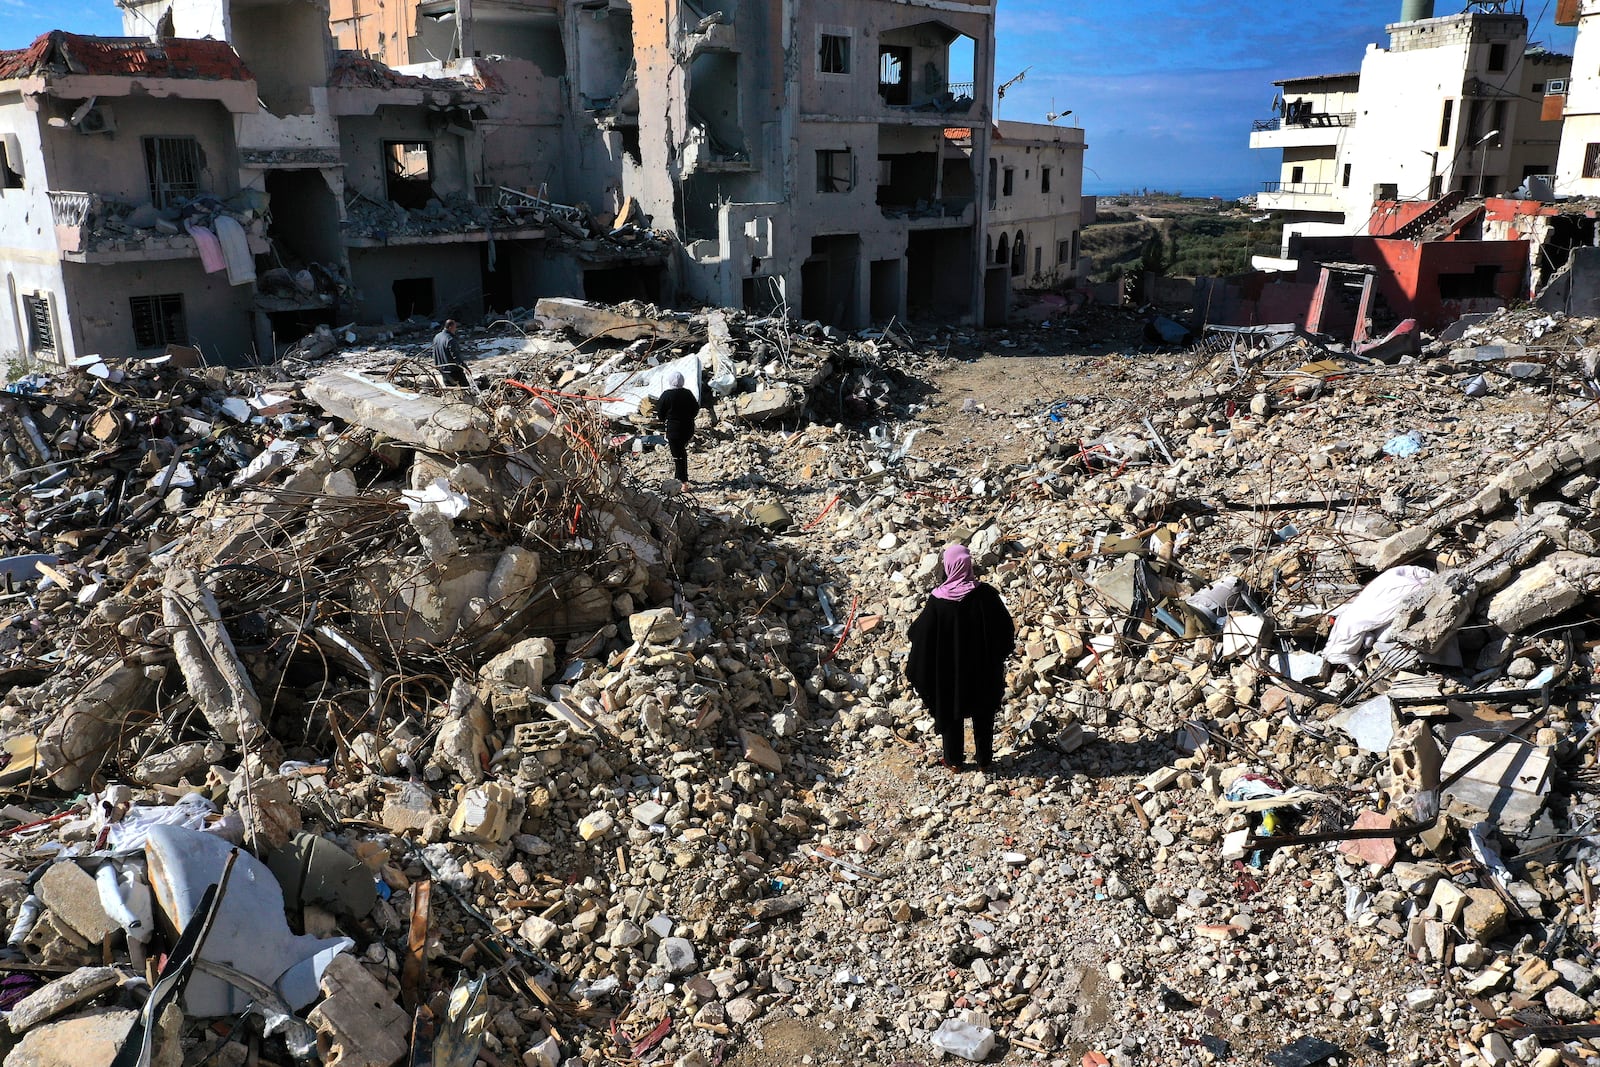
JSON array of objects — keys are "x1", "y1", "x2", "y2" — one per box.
[
  {"x1": 1249, "y1": 1, "x2": 1568, "y2": 267},
  {"x1": 1343, "y1": 9, "x2": 1567, "y2": 226},
  {"x1": 1554, "y1": 0, "x2": 1600, "y2": 197},
  {"x1": 1250, "y1": 72, "x2": 1359, "y2": 225}
]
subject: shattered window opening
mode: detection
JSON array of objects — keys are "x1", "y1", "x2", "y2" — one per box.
[
  {"x1": 1002, "y1": 168, "x2": 1014, "y2": 196},
  {"x1": 1041, "y1": 166, "x2": 1051, "y2": 194},
  {"x1": 820, "y1": 34, "x2": 850, "y2": 75},
  {"x1": 1, "y1": 136, "x2": 21, "y2": 189},
  {"x1": 816, "y1": 149, "x2": 853, "y2": 193},
  {"x1": 1488, "y1": 42, "x2": 1507, "y2": 72},
  {"x1": 143, "y1": 136, "x2": 203, "y2": 210},
  {"x1": 384, "y1": 141, "x2": 434, "y2": 209},
  {"x1": 22, "y1": 293, "x2": 54, "y2": 355},
  {"x1": 878, "y1": 46, "x2": 910, "y2": 106},
  {"x1": 129, "y1": 293, "x2": 187, "y2": 350},
  {"x1": 1439, "y1": 99, "x2": 1453, "y2": 147}
]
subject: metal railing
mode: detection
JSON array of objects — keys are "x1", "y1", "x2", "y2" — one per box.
[
  {"x1": 1260, "y1": 181, "x2": 1334, "y2": 196},
  {"x1": 47, "y1": 191, "x2": 99, "y2": 227},
  {"x1": 1251, "y1": 112, "x2": 1356, "y2": 132}
]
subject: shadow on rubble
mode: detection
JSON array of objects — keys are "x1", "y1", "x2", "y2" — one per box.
[{"x1": 994, "y1": 730, "x2": 1188, "y2": 782}]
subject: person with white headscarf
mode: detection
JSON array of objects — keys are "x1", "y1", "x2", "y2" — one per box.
[{"x1": 656, "y1": 370, "x2": 701, "y2": 485}]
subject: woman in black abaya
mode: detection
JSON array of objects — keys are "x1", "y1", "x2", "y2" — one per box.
[{"x1": 906, "y1": 543, "x2": 1015, "y2": 769}]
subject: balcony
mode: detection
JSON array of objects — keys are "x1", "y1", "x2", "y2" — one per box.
[
  {"x1": 881, "y1": 197, "x2": 974, "y2": 229},
  {"x1": 1257, "y1": 181, "x2": 1341, "y2": 214},
  {"x1": 1249, "y1": 112, "x2": 1355, "y2": 150},
  {"x1": 48, "y1": 191, "x2": 268, "y2": 264},
  {"x1": 341, "y1": 188, "x2": 549, "y2": 248}
]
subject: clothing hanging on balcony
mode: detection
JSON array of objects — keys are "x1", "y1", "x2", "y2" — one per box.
[
  {"x1": 212, "y1": 215, "x2": 256, "y2": 287},
  {"x1": 184, "y1": 221, "x2": 226, "y2": 275}
]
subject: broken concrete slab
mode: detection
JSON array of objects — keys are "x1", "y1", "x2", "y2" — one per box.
[
  {"x1": 302, "y1": 371, "x2": 492, "y2": 453},
  {"x1": 7, "y1": 966, "x2": 122, "y2": 1032},
  {"x1": 1485, "y1": 551, "x2": 1600, "y2": 632},
  {"x1": 4, "y1": 1008, "x2": 139, "y2": 1067},
  {"x1": 37, "y1": 659, "x2": 155, "y2": 792},
  {"x1": 36, "y1": 861, "x2": 116, "y2": 946},
  {"x1": 1441, "y1": 735, "x2": 1552, "y2": 837},
  {"x1": 306, "y1": 953, "x2": 410, "y2": 1067},
  {"x1": 162, "y1": 566, "x2": 266, "y2": 748},
  {"x1": 535, "y1": 297, "x2": 690, "y2": 343},
  {"x1": 1389, "y1": 570, "x2": 1479, "y2": 655},
  {"x1": 1328, "y1": 696, "x2": 1397, "y2": 754}
]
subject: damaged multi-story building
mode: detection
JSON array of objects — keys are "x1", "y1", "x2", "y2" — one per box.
[
  {"x1": 2, "y1": 0, "x2": 1072, "y2": 364},
  {"x1": 1250, "y1": 0, "x2": 1569, "y2": 261}
]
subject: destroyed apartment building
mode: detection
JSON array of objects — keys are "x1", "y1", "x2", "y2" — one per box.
[{"x1": 0, "y1": 0, "x2": 1081, "y2": 366}]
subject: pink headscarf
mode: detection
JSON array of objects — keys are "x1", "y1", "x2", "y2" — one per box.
[{"x1": 931, "y1": 543, "x2": 978, "y2": 601}]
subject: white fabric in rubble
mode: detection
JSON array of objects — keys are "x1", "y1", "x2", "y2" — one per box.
[
  {"x1": 97, "y1": 791, "x2": 217, "y2": 852},
  {"x1": 213, "y1": 215, "x2": 257, "y2": 287},
  {"x1": 1324, "y1": 565, "x2": 1435, "y2": 667},
  {"x1": 597, "y1": 353, "x2": 703, "y2": 420},
  {"x1": 401, "y1": 477, "x2": 471, "y2": 518}
]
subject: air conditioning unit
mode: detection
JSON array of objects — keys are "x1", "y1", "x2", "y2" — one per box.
[
  {"x1": 74, "y1": 106, "x2": 116, "y2": 135},
  {"x1": 1547, "y1": 79, "x2": 1568, "y2": 95}
]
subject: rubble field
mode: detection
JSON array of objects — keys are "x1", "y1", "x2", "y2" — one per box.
[{"x1": 0, "y1": 297, "x2": 1599, "y2": 1067}]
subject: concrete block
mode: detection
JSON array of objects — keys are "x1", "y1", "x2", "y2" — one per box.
[
  {"x1": 628, "y1": 607, "x2": 683, "y2": 644},
  {"x1": 37, "y1": 862, "x2": 116, "y2": 945},
  {"x1": 306, "y1": 953, "x2": 410, "y2": 1067},
  {"x1": 450, "y1": 781, "x2": 517, "y2": 845},
  {"x1": 930, "y1": 1017, "x2": 997, "y2": 1061},
  {"x1": 1372, "y1": 524, "x2": 1434, "y2": 570},
  {"x1": 732, "y1": 386, "x2": 802, "y2": 424},
  {"x1": 657, "y1": 936, "x2": 698, "y2": 975},
  {"x1": 1462, "y1": 887, "x2": 1509, "y2": 942}
]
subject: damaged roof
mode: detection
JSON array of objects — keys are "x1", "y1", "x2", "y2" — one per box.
[
  {"x1": 1273, "y1": 72, "x2": 1360, "y2": 87},
  {"x1": 329, "y1": 51, "x2": 504, "y2": 94},
  {"x1": 0, "y1": 31, "x2": 252, "y2": 83}
]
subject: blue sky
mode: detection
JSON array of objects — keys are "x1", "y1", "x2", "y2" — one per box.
[{"x1": 0, "y1": 0, "x2": 1577, "y2": 197}]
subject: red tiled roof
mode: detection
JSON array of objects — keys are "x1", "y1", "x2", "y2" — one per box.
[{"x1": 0, "y1": 31, "x2": 252, "y2": 83}]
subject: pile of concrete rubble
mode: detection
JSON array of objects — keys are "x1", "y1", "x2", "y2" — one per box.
[{"x1": 1, "y1": 296, "x2": 1600, "y2": 1067}]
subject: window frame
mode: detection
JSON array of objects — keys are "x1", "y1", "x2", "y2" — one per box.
[
  {"x1": 1585, "y1": 143, "x2": 1600, "y2": 179},
  {"x1": 129, "y1": 293, "x2": 188, "y2": 350},
  {"x1": 816, "y1": 148, "x2": 854, "y2": 194},
  {"x1": 143, "y1": 136, "x2": 203, "y2": 210},
  {"x1": 818, "y1": 31, "x2": 851, "y2": 76},
  {"x1": 21, "y1": 292, "x2": 55, "y2": 355}
]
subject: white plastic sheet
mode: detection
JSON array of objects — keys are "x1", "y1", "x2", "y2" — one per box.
[{"x1": 597, "y1": 353, "x2": 703, "y2": 420}]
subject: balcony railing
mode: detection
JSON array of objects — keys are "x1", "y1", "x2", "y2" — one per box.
[
  {"x1": 48, "y1": 191, "x2": 99, "y2": 228},
  {"x1": 1261, "y1": 181, "x2": 1335, "y2": 196},
  {"x1": 1251, "y1": 112, "x2": 1356, "y2": 132}
]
